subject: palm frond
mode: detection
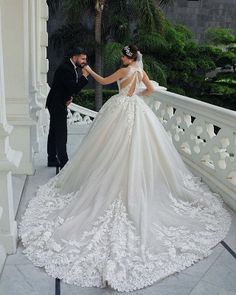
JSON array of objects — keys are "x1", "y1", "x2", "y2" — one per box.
[
  {"x1": 103, "y1": 42, "x2": 123, "y2": 73},
  {"x1": 64, "y1": 0, "x2": 94, "y2": 22},
  {"x1": 135, "y1": 31, "x2": 169, "y2": 54},
  {"x1": 158, "y1": 0, "x2": 174, "y2": 7},
  {"x1": 50, "y1": 22, "x2": 96, "y2": 54},
  {"x1": 144, "y1": 55, "x2": 167, "y2": 86}
]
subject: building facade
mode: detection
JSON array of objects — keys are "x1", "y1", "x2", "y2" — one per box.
[
  {"x1": 0, "y1": 0, "x2": 49, "y2": 271},
  {"x1": 164, "y1": 0, "x2": 236, "y2": 42},
  {"x1": 0, "y1": 0, "x2": 236, "y2": 276}
]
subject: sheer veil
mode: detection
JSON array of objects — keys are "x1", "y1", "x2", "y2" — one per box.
[{"x1": 136, "y1": 51, "x2": 143, "y2": 69}]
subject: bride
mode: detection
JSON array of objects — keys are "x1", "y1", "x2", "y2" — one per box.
[{"x1": 19, "y1": 45, "x2": 231, "y2": 292}]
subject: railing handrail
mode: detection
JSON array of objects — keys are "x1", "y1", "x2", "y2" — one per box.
[
  {"x1": 69, "y1": 83, "x2": 236, "y2": 127},
  {"x1": 148, "y1": 87, "x2": 236, "y2": 211},
  {"x1": 69, "y1": 103, "x2": 97, "y2": 117},
  {"x1": 151, "y1": 89, "x2": 236, "y2": 128}
]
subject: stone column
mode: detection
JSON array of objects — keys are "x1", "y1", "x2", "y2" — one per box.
[
  {"x1": 0, "y1": 3, "x2": 22, "y2": 255},
  {"x1": 29, "y1": 0, "x2": 43, "y2": 153},
  {"x1": 36, "y1": 0, "x2": 50, "y2": 138},
  {"x1": 39, "y1": 0, "x2": 49, "y2": 101},
  {"x1": 1, "y1": 0, "x2": 35, "y2": 175}
]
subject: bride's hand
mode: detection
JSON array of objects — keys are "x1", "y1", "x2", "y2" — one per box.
[
  {"x1": 82, "y1": 67, "x2": 89, "y2": 78},
  {"x1": 83, "y1": 65, "x2": 92, "y2": 73}
]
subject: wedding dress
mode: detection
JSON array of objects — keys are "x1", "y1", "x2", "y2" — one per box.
[{"x1": 19, "y1": 63, "x2": 231, "y2": 292}]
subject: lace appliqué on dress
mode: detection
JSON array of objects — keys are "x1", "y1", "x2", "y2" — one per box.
[
  {"x1": 19, "y1": 178, "x2": 231, "y2": 292},
  {"x1": 89, "y1": 94, "x2": 137, "y2": 138}
]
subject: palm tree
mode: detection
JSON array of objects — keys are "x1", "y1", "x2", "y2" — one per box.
[
  {"x1": 50, "y1": 0, "x2": 174, "y2": 110},
  {"x1": 94, "y1": 1, "x2": 105, "y2": 110}
]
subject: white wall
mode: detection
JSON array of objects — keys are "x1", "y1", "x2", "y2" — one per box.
[{"x1": 0, "y1": 0, "x2": 49, "y2": 258}]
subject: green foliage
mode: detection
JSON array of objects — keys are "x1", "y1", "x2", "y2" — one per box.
[
  {"x1": 215, "y1": 72, "x2": 236, "y2": 82},
  {"x1": 206, "y1": 28, "x2": 236, "y2": 45},
  {"x1": 50, "y1": 22, "x2": 96, "y2": 54},
  {"x1": 49, "y1": 1, "x2": 236, "y2": 111},
  {"x1": 74, "y1": 89, "x2": 118, "y2": 110},
  {"x1": 158, "y1": 0, "x2": 174, "y2": 7},
  {"x1": 200, "y1": 28, "x2": 236, "y2": 110},
  {"x1": 216, "y1": 51, "x2": 236, "y2": 67},
  {"x1": 135, "y1": 31, "x2": 169, "y2": 54},
  {"x1": 64, "y1": 0, "x2": 94, "y2": 22},
  {"x1": 143, "y1": 55, "x2": 167, "y2": 86},
  {"x1": 134, "y1": 0, "x2": 165, "y2": 33},
  {"x1": 52, "y1": 0, "x2": 170, "y2": 52},
  {"x1": 228, "y1": 44, "x2": 236, "y2": 54},
  {"x1": 103, "y1": 42, "x2": 123, "y2": 73},
  {"x1": 209, "y1": 83, "x2": 236, "y2": 95},
  {"x1": 197, "y1": 93, "x2": 236, "y2": 111}
]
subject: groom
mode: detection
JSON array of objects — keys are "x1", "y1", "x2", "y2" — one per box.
[{"x1": 46, "y1": 47, "x2": 89, "y2": 169}]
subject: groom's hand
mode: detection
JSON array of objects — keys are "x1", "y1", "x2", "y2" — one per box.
[
  {"x1": 66, "y1": 96, "x2": 73, "y2": 106},
  {"x1": 82, "y1": 67, "x2": 89, "y2": 78}
]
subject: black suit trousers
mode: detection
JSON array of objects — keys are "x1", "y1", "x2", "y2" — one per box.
[{"x1": 47, "y1": 107, "x2": 68, "y2": 168}]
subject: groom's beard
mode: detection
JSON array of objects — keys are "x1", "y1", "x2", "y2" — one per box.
[{"x1": 76, "y1": 62, "x2": 87, "y2": 68}]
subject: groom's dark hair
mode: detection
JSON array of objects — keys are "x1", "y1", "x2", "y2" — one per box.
[{"x1": 67, "y1": 47, "x2": 87, "y2": 58}]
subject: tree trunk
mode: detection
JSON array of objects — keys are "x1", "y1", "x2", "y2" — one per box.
[{"x1": 95, "y1": 1, "x2": 104, "y2": 111}]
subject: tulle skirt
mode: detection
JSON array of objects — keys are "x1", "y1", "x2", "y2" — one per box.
[{"x1": 19, "y1": 93, "x2": 231, "y2": 292}]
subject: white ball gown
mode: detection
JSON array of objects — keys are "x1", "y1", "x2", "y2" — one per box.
[{"x1": 19, "y1": 64, "x2": 231, "y2": 292}]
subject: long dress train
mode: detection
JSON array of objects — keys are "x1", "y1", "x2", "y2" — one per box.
[{"x1": 19, "y1": 64, "x2": 231, "y2": 292}]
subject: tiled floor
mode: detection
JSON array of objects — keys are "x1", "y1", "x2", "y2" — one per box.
[{"x1": 1, "y1": 133, "x2": 236, "y2": 295}]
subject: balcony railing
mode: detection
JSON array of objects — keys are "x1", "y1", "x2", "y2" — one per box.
[
  {"x1": 67, "y1": 103, "x2": 97, "y2": 134},
  {"x1": 68, "y1": 82, "x2": 236, "y2": 212}
]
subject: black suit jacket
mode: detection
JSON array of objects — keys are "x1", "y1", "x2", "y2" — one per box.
[{"x1": 46, "y1": 59, "x2": 88, "y2": 112}]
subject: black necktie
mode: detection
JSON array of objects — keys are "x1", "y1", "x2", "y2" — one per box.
[{"x1": 75, "y1": 67, "x2": 79, "y2": 83}]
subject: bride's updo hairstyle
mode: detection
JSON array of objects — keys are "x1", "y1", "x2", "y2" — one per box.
[{"x1": 122, "y1": 45, "x2": 139, "y2": 61}]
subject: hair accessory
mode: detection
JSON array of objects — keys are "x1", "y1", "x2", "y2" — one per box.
[{"x1": 123, "y1": 46, "x2": 133, "y2": 57}]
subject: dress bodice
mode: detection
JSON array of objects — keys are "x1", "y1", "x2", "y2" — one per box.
[{"x1": 117, "y1": 65, "x2": 144, "y2": 97}]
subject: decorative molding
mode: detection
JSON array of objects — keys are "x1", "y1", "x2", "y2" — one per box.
[
  {"x1": 40, "y1": 31, "x2": 48, "y2": 46},
  {"x1": 40, "y1": 59, "x2": 49, "y2": 73},
  {"x1": 7, "y1": 115, "x2": 35, "y2": 126},
  {"x1": 40, "y1": 0, "x2": 49, "y2": 20}
]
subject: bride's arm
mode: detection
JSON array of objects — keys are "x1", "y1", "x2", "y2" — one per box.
[
  {"x1": 139, "y1": 71, "x2": 155, "y2": 96},
  {"x1": 84, "y1": 65, "x2": 127, "y2": 85}
]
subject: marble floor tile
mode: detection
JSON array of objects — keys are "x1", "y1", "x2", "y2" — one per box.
[
  {"x1": 0, "y1": 263, "x2": 54, "y2": 295},
  {"x1": 189, "y1": 280, "x2": 236, "y2": 295},
  {"x1": 5, "y1": 243, "x2": 30, "y2": 266},
  {"x1": 144, "y1": 272, "x2": 200, "y2": 295},
  {"x1": 61, "y1": 272, "x2": 199, "y2": 295},
  {"x1": 224, "y1": 206, "x2": 236, "y2": 253},
  {"x1": 200, "y1": 249, "x2": 236, "y2": 293},
  {"x1": 181, "y1": 243, "x2": 224, "y2": 279}
]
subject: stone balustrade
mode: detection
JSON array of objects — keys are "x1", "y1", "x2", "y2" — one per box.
[
  {"x1": 67, "y1": 103, "x2": 97, "y2": 134},
  {"x1": 147, "y1": 88, "x2": 236, "y2": 211}
]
